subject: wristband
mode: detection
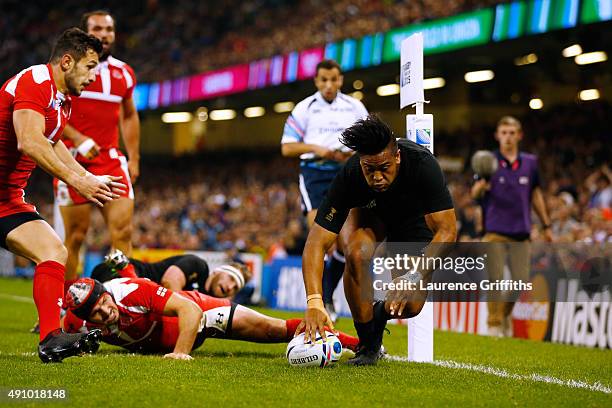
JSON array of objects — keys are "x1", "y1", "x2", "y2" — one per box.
[
  {"x1": 76, "y1": 138, "x2": 96, "y2": 156},
  {"x1": 307, "y1": 298, "x2": 325, "y2": 311}
]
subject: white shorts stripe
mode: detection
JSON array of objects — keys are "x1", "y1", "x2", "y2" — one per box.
[
  {"x1": 118, "y1": 155, "x2": 135, "y2": 199},
  {"x1": 298, "y1": 174, "x2": 312, "y2": 212},
  {"x1": 54, "y1": 179, "x2": 73, "y2": 206}
]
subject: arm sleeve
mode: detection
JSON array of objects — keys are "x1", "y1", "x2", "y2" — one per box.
[
  {"x1": 355, "y1": 99, "x2": 368, "y2": 119},
  {"x1": 314, "y1": 167, "x2": 352, "y2": 233},
  {"x1": 13, "y1": 78, "x2": 51, "y2": 116},
  {"x1": 417, "y1": 154, "x2": 454, "y2": 214},
  {"x1": 173, "y1": 255, "x2": 209, "y2": 282},
  {"x1": 123, "y1": 65, "x2": 137, "y2": 99},
  {"x1": 281, "y1": 102, "x2": 307, "y2": 144}
]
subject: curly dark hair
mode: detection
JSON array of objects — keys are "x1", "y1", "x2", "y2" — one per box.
[{"x1": 340, "y1": 114, "x2": 397, "y2": 155}]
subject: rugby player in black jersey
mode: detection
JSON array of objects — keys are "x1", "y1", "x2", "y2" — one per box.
[
  {"x1": 91, "y1": 250, "x2": 251, "y2": 298},
  {"x1": 297, "y1": 115, "x2": 457, "y2": 365}
]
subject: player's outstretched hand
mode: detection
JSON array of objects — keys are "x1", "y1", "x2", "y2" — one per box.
[
  {"x1": 75, "y1": 173, "x2": 126, "y2": 207},
  {"x1": 127, "y1": 159, "x2": 139, "y2": 184},
  {"x1": 98, "y1": 175, "x2": 127, "y2": 196},
  {"x1": 296, "y1": 306, "x2": 334, "y2": 344},
  {"x1": 163, "y1": 352, "x2": 193, "y2": 361}
]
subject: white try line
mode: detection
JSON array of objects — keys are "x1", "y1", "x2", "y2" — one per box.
[
  {"x1": 0, "y1": 293, "x2": 33, "y2": 303},
  {"x1": 385, "y1": 355, "x2": 611, "y2": 394}
]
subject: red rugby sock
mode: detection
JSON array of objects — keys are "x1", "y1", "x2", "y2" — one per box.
[
  {"x1": 285, "y1": 318, "x2": 302, "y2": 340},
  {"x1": 335, "y1": 331, "x2": 360, "y2": 352},
  {"x1": 33, "y1": 261, "x2": 65, "y2": 341}
]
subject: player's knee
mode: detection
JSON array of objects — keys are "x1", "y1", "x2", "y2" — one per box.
[
  {"x1": 111, "y1": 221, "x2": 133, "y2": 243},
  {"x1": 41, "y1": 242, "x2": 68, "y2": 265},
  {"x1": 345, "y1": 243, "x2": 373, "y2": 270}
]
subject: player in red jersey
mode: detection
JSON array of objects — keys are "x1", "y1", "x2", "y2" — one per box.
[
  {"x1": 55, "y1": 10, "x2": 140, "y2": 287},
  {"x1": 0, "y1": 28, "x2": 127, "y2": 362},
  {"x1": 63, "y1": 277, "x2": 360, "y2": 360}
]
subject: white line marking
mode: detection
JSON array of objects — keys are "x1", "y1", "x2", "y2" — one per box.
[
  {"x1": 0, "y1": 293, "x2": 33, "y2": 303},
  {"x1": 385, "y1": 355, "x2": 611, "y2": 394}
]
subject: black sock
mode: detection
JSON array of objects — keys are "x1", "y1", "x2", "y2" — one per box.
[
  {"x1": 353, "y1": 319, "x2": 375, "y2": 349},
  {"x1": 373, "y1": 300, "x2": 391, "y2": 322},
  {"x1": 322, "y1": 251, "x2": 345, "y2": 305}
]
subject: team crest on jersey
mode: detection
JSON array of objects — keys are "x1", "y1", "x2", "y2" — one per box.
[
  {"x1": 112, "y1": 70, "x2": 124, "y2": 80},
  {"x1": 365, "y1": 199, "x2": 376, "y2": 209},
  {"x1": 325, "y1": 207, "x2": 337, "y2": 222}
]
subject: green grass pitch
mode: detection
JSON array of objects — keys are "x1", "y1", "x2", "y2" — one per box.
[{"x1": 1, "y1": 277, "x2": 611, "y2": 407}]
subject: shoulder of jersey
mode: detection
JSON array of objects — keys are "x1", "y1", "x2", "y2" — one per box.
[
  {"x1": 294, "y1": 93, "x2": 318, "y2": 111},
  {"x1": 3, "y1": 64, "x2": 51, "y2": 95},
  {"x1": 107, "y1": 56, "x2": 136, "y2": 76},
  {"x1": 521, "y1": 152, "x2": 538, "y2": 161}
]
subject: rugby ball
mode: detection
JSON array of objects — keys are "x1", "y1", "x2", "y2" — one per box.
[{"x1": 286, "y1": 331, "x2": 342, "y2": 368}]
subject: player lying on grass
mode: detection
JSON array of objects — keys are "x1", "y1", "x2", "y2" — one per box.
[
  {"x1": 62, "y1": 277, "x2": 359, "y2": 360},
  {"x1": 91, "y1": 249, "x2": 251, "y2": 298}
]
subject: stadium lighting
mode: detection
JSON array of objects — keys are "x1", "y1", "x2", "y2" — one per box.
[
  {"x1": 349, "y1": 91, "x2": 364, "y2": 100},
  {"x1": 579, "y1": 89, "x2": 600, "y2": 101},
  {"x1": 196, "y1": 107, "x2": 208, "y2": 122},
  {"x1": 376, "y1": 84, "x2": 400, "y2": 96},
  {"x1": 161, "y1": 112, "x2": 192, "y2": 123},
  {"x1": 353, "y1": 80, "x2": 364, "y2": 90},
  {"x1": 514, "y1": 53, "x2": 538, "y2": 66},
  {"x1": 575, "y1": 51, "x2": 607, "y2": 65},
  {"x1": 464, "y1": 70, "x2": 495, "y2": 83},
  {"x1": 562, "y1": 44, "x2": 582, "y2": 58},
  {"x1": 529, "y1": 98, "x2": 543, "y2": 110},
  {"x1": 423, "y1": 77, "x2": 445, "y2": 90},
  {"x1": 209, "y1": 109, "x2": 237, "y2": 121},
  {"x1": 244, "y1": 106, "x2": 266, "y2": 118},
  {"x1": 273, "y1": 101, "x2": 294, "y2": 113}
]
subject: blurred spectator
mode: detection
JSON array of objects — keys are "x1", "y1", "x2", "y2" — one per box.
[
  {"x1": 1, "y1": 0, "x2": 501, "y2": 83},
  {"x1": 24, "y1": 101, "x2": 611, "y2": 256}
]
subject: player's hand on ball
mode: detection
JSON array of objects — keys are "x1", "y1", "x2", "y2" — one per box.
[
  {"x1": 163, "y1": 352, "x2": 193, "y2": 361},
  {"x1": 297, "y1": 305, "x2": 334, "y2": 344}
]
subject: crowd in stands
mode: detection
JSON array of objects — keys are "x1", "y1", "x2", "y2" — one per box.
[
  {"x1": 27, "y1": 102, "x2": 611, "y2": 262},
  {"x1": 2, "y1": 0, "x2": 501, "y2": 83}
]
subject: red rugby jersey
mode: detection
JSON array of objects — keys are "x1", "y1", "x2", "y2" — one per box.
[
  {"x1": 66, "y1": 56, "x2": 135, "y2": 163},
  {"x1": 0, "y1": 64, "x2": 71, "y2": 208}
]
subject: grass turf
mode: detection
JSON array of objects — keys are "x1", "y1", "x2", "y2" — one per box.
[{"x1": 0, "y1": 277, "x2": 611, "y2": 407}]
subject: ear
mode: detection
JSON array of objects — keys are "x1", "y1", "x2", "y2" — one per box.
[
  {"x1": 338, "y1": 74, "x2": 344, "y2": 88},
  {"x1": 60, "y1": 54, "x2": 74, "y2": 72},
  {"x1": 395, "y1": 148, "x2": 401, "y2": 164}
]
